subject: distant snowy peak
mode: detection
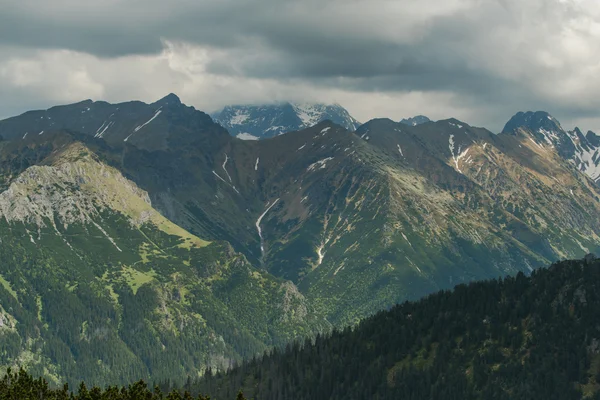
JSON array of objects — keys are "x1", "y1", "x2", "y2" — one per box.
[
  {"x1": 214, "y1": 102, "x2": 360, "y2": 140},
  {"x1": 502, "y1": 111, "x2": 600, "y2": 184},
  {"x1": 400, "y1": 115, "x2": 431, "y2": 126}
]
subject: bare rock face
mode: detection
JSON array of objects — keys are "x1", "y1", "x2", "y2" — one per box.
[{"x1": 0, "y1": 143, "x2": 153, "y2": 230}]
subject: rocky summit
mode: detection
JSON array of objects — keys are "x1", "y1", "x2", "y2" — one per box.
[{"x1": 503, "y1": 111, "x2": 600, "y2": 185}]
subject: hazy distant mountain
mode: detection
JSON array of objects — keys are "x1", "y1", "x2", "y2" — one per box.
[
  {"x1": 399, "y1": 115, "x2": 431, "y2": 126},
  {"x1": 212, "y1": 102, "x2": 360, "y2": 139}
]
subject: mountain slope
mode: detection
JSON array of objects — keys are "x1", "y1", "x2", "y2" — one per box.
[
  {"x1": 213, "y1": 103, "x2": 360, "y2": 139},
  {"x1": 0, "y1": 138, "x2": 329, "y2": 387},
  {"x1": 192, "y1": 255, "x2": 600, "y2": 400},
  {"x1": 254, "y1": 118, "x2": 600, "y2": 324},
  {"x1": 1, "y1": 96, "x2": 599, "y2": 332}
]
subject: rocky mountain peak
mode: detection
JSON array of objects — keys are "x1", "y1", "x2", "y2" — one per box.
[
  {"x1": 502, "y1": 111, "x2": 577, "y2": 159},
  {"x1": 213, "y1": 102, "x2": 360, "y2": 140},
  {"x1": 154, "y1": 93, "x2": 182, "y2": 107},
  {"x1": 399, "y1": 115, "x2": 431, "y2": 126},
  {"x1": 501, "y1": 112, "x2": 600, "y2": 184},
  {"x1": 587, "y1": 130, "x2": 600, "y2": 147},
  {"x1": 502, "y1": 111, "x2": 563, "y2": 135}
]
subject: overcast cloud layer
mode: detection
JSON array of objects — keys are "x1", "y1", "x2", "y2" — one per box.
[{"x1": 1, "y1": 0, "x2": 600, "y2": 132}]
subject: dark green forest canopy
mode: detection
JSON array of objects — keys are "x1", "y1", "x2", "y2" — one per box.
[
  {"x1": 0, "y1": 368, "x2": 247, "y2": 400},
  {"x1": 4, "y1": 256, "x2": 600, "y2": 400},
  {"x1": 189, "y1": 255, "x2": 600, "y2": 400}
]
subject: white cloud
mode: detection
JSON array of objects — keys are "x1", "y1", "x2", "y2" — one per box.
[{"x1": 1, "y1": 0, "x2": 600, "y2": 132}]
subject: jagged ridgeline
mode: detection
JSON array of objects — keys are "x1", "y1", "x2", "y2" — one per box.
[{"x1": 191, "y1": 256, "x2": 600, "y2": 400}]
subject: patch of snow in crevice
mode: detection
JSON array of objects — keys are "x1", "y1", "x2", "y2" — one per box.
[
  {"x1": 222, "y1": 154, "x2": 232, "y2": 182},
  {"x1": 300, "y1": 195, "x2": 308, "y2": 203},
  {"x1": 212, "y1": 171, "x2": 228, "y2": 185},
  {"x1": 528, "y1": 137, "x2": 544, "y2": 150},
  {"x1": 134, "y1": 109, "x2": 162, "y2": 133},
  {"x1": 333, "y1": 262, "x2": 345, "y2": 276},
  {"x1": 91, "y1": 220, "x2": 122, "y2": 252},
  {"x1": 538, "y1": 128, "x2": 559, "y2": 147},
  {"x1": 574, "y1": 238, "x2": 589, "y2": 254},
  {"x1": 307, "y1": 157, "x2": 334, "y2": 172},
  {"x1": 401, "y1": 232, "x2": 412, "y2": 248},
  {"x1": 26, "y1": 228, "x2": 36, "y2": 244},
  {"x1": 95, "y1": 121, "x2": 107, "y2": 136},
  {"x1": 448, "y1": 134, "x2": 469, "y2": 173},
  {"x1": 22, "y1": 132, "x2": 28, "y2": 139},
  {"x1": 397, "y1": 144, "x2": 404, "y2": 157},
  {"x1": 255, "y1": 157, "x2": 260, "y2": 171},
  {"x1": 38, "y1": 131, "x2": 44, "y2": 135},
  {"x1": 297, "y1": 143, "x2": 307, "y2": 151},
  {"x1": 320, "y1": 127, "x2": 331, "y2": 135},
  {"x1": 316, "y1": 244, "x2": 325, "y2": 266},
  {"x1": 95, "y1": 121, "x2": 113, "y2": 138},
  {"x1": 405, "y1": 256, "x2": 422, "y2": 274},
  {"x1": 256, "y1": 199, "x2": 280, "y2": 260}
]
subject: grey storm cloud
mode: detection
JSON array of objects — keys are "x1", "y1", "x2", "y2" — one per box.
[{"x1": 1, "y1": 0, "x2": 600, "y2": 132}]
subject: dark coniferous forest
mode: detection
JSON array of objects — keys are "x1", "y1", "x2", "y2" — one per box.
[
  {"x1": 4, "y1": 256, "x2": 600, "y2": 399},
  {"x1": 189, "y1": 256, "x2": 600, "y2": 400}
]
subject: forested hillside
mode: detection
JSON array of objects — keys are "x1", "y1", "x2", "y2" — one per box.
[
  {"x1": 189, "y1": 255, "x2": 600, "y2": 400},
  {"x1": 0, "y1": 368, "x2": 244, "y2": 400}
]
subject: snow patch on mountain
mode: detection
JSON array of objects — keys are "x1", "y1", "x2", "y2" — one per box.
[
  {"x1": 134, "y1": 109, "x2": 162, "y2": 132},
  {"x1": 307, "y1": 157, "x2": 334, "y2": 172},
  {"x1": 237, "y1": 133, "x2": 260, "y2": 141}
]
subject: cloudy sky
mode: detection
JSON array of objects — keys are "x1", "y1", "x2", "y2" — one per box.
[{"x1": 1, "y1": 0, "x2": 600, "y2": 132}]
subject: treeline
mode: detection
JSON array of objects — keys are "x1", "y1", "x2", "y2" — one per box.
[
  {"x1": 0, "y1": 368, "x2": 246, "y2": 400},
  {"x1": 186, "y1": 256, "x2": 600, "y2": 400}
]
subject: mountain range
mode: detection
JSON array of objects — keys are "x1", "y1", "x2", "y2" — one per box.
[{"x1": 0, "y1": 95, "x2": 599, "y2": 386}]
